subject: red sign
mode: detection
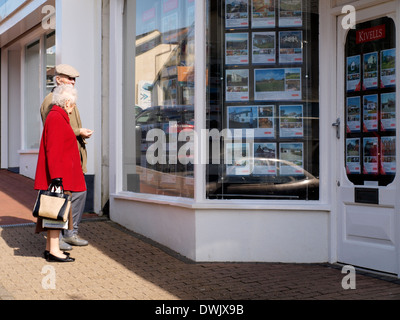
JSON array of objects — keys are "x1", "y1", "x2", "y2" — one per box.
[{"x1": 356, "y1": 24, "x2": 386, "y2": 44}]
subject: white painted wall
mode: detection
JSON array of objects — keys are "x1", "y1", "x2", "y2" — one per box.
[
  {"x1": 19, "y1": 151, "x2": 38, "y2": 179},
  {"x1": 111, "y1": 196, "x2": 197, "y2": 260},
  {"x1": 195, "y1": 209, "x2": 329, "y2": 262},
  {"x1": 56, "y1": 0, "x2": 102, "y2": 212},
  {"x1": 111, "y1": 196, "x2": 330, "y2": 262}
]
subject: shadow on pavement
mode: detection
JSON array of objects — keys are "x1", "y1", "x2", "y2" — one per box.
[
  {"x1": 0, "y1": 225, "x2": 45, "y2": 259},
  {"x1": 1, "y1": 219, "x2": 400, "y2": 300},
  {"x1": 0, "y1": 217, "x2": 35, "y2": 226}
]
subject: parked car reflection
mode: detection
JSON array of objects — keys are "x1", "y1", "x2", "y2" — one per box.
[
  {"x1": 135, "y1": 105, "x2": 194, "y2": 141},
  {"x1": 135, "y1": 105, "x2": 195, "y2": 168},
  {"x1": 208, "y1": 158, "x2": 319, "y2": 200}
]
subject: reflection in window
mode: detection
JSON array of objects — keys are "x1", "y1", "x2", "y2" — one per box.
[
  {"x1": 24, "y1": 32, "x2": 56, "y2": 150},
  {"x1": 206, "y1": 0, "x2": 320, "y2": 200},
  {"x1": 45, "y1": 32, "x2": 56, "y2": 96},
  {"x1": 24, "y1": 40, "x2": 41, "y2": 149},
  {"x1": 123, "y1": 0, "x2": 195, "y2": 197},
  {"x1": 0, "y1": 0, "x2": 28, "y2": 22}
]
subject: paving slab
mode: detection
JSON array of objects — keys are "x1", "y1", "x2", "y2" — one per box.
[
  {"x1": 1, "y1": 220, "x2": 400, "y2": 302},
  {"x1": 1, "y1": 169, "x2": 400, "y2": 306}
]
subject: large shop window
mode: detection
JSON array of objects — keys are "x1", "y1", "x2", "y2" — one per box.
[
  {"x1": 24, "y1": 40, "x2": 41, "y2": 150},
  {"x1": 345, "y1": 17, "x2": 396, "y2": 186},
  {"x1": 23, "y1": 32, "x2": 56, "y2": 150},
  {"x1": 0, "y1": 0, "x2": 28, "y2": 21},
  {"x1": 45, "y1": 32, "x2": 56, "y2": 96},
  {"x1": 206, "y1": 0, "x2": 320, "y2": 200},
  {"x1": 122, "y1": 0, "x2": 195, "y2": 197}
]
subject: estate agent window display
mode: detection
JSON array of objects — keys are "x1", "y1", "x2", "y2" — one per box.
[
  {"x1": 345, "y1": 17, "x2": 396, "y2": 187},
  {"x1": 206, "y1": 0, "x2": 320, "y2": 200}
]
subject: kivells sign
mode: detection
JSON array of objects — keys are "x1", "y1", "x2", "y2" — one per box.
[{"x1": 356, "y1": 24, "x2": 386, "y2": 44}]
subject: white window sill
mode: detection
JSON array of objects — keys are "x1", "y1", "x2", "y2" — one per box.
[{"x1": 111, "y1": 191, "x2": 331, "y2": 211}]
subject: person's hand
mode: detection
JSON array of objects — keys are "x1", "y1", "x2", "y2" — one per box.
[
  {"x1": 80, "y1": 128, "x2": 94, "y2": 139},
  {"x1": 50, "y1": 178, "x2": 63, "y2": 192}
]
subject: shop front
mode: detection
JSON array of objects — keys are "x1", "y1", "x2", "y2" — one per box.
[
  {"x1": 0, "y1": 0, "x2": 56, "y2": 178},
  {"x1": 0, "y1": 0, "x2": 103, "y2": 213},
  {"x1": 3, "y1": 0, "x2": 397, "y2": 275},
  {"x1": 108, "y1": 0, "x2": 400, "y2": 276}
]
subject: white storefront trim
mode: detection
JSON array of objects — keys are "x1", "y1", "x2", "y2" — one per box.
[
  {"x1": 111, "y1": 195, "x2": 330, "y2": 262},
  {"x1": 108, "y1": 0, "x2": 333, "y2": 263}
]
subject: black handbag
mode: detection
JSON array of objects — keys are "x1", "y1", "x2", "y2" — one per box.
[{"x1": 32, "y1": 183, "x2": 71, "y2": 222}]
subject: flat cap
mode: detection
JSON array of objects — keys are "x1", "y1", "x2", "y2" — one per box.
[{"x1": 55, "y1": 64, "x2": 80, "y2": 78}]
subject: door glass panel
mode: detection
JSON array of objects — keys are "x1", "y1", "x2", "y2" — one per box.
[{"x1": 344, "y1": 17, "x2": 396, "y2": 186}]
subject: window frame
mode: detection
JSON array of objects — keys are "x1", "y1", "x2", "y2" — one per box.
[
  {"x1": 205, "y1": 0, "x2": 320, "y2": 201},
  {"x1": 18, "y1": 28, "x2": 55, "y2": 151},
  {"x1": 110, "y1": 0, "x2": 328, "y2": 209}
]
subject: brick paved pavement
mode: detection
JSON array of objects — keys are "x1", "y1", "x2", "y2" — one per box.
[
  {"x1": 1, "y1": 220, "x2": 400, "y2": 301},
  {"x1": 1, "y1": 169, "x2": 400, "y2": 304},
  {"x1": 0, "y1": 169, "x2": 37, "y2": 226}
]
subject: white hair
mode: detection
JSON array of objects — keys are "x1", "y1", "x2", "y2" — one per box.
[{"x1": 52, "y1": 84, "x2": 78, "y2": 108}]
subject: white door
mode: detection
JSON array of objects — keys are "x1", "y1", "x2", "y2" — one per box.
[{"x1": 336, "y1": 3, "x2": 400, "y2": 275}]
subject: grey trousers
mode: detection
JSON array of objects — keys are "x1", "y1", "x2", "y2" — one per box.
[{"x1": 62, "y1": 190, "x2": 87, "y2": 238}]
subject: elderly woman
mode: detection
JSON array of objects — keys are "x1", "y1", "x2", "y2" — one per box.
[{"x1": 34, "y1": 84, "x2": 86, "y2": 262}]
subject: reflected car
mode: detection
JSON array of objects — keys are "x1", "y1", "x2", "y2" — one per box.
[
  {"x1": 135, "y1": 105, "x2": 195, "y2": 162},
  {"x1": 207, "y1": 158, "x2": 319, "y2": 200},
  {"x1": 135, "y1": 105, "x2": 194, "y2": 137},
  {"x1": 135, "y1": 105, "x2": 143, "y2": 116}
]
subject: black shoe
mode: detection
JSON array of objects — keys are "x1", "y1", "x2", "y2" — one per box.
[
  {"x1": 44, "y1": 250, "x2": 70, "y2": 260},
  {"x1": 47, "y1": 253, "x2": 75, "y2": 262}
]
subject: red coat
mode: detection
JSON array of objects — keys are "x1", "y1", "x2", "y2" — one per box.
[{"x1": 34, "y1": 106, "x2": 86, "y2": 192}]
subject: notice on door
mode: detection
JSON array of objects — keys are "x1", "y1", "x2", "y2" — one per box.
[{"x1": 356, "y1": 24, "x2": 385, "y2": 44}]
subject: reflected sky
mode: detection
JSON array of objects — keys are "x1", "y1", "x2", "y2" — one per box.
[
  {"x1": 0, "y1": 0, "x2": 27, "y2": 20},
  {"x1": 136, "y1": 0, "x2": 195, "y2": 36}
]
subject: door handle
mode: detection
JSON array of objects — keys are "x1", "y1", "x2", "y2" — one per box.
[{"x1": 332, "y1": 118, "x2": 340, "y2": 139}]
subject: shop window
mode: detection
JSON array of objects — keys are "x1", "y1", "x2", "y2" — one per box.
[
  {"x1": 206, "y1": 0, "x2": 320, "y2": 200},
  {"x1": 45, "y1": 32, "x2": 56, "y2": 96},
  {"x1": 122, "y1": 0, "x2": 195, "y2": 197},
  {"x1": 24, "y1": 39, "x2": 41, "y2": 149},
  {"x1": 0, "y1": 0, "x2": 28, "y2": 21},
  {"x1": 344, "y1": 17, "x2": 396, "y2": 186},
  {"x1": 23, "y1": 32, "x2": 56, "y2": 150}
]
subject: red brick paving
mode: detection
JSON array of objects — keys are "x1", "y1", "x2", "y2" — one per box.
[
  {"x1": 0, "y1": 169, "x2": 37, "y2": 226},
  {"x1": 1, "y1": 220, "x2": 400, "y2": 301},
  {"x1": 0, "y1": 169, "x2": 99, "y2": 226},
  {"x1": 1, "y1": 169, "x2": 400, "y2": 302}
]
